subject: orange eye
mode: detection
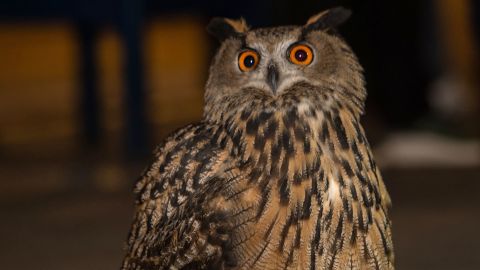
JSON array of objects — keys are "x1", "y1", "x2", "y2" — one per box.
[
  {"x1": 288, "y1": 44, "x2": 313, "y2": 66},
  {"x1": 238, "y1": 50, "x2": 259, "y2": 72}
]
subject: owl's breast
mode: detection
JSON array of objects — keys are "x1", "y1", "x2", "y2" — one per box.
[{"x1": 215, "y1": 104, "x2": 393, "y2": 269}]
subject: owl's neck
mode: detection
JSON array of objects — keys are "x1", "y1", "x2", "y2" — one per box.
[
  {"x1": 231, "y1": 101, "x2": 361, "y2": 168},
  {"x1": 208, "y1": 99, "x2": 386, "y2": 217},
  {"x1": 216, "y1": 99, "x2": 366, "y2": 177}
]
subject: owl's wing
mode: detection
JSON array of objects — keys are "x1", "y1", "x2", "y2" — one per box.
[{"x1": 121, "y1": 123, "x2": 238, "y2": 269}]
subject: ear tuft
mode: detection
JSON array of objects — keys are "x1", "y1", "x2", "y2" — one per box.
[
  {"x1": 207, "y1": 17, "x2": 249, "y2": 41},
  {"x1": 224, "y1": 18, "x2": 249, "y2": 33},
  {"x1": 304, "y1": 7, "x2": 351, "y2": 33}
]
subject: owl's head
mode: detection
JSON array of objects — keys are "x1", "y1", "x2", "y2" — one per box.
[{"x1": 204, "y1": 7, "x2": 366, "y2": 123}]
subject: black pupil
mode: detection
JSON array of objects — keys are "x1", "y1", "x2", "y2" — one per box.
[
  {"x1": 295, "y1": 49, "x2": 307, "y2": 62},
  {"x1": 244, "y1": 55, "x2": 255, "y2": 68}
]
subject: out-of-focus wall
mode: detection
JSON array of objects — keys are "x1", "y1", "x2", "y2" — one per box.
[
  {"x1": 0, "y1": 24, "x2": 78, "y2": 146},
  {"x1": 0, "y1": 17, "x2": 206, "y2": 152}
]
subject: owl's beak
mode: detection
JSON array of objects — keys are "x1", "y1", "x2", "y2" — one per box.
[{"x1": 267, "y1": 63, "x2": 279, "y2": 94}]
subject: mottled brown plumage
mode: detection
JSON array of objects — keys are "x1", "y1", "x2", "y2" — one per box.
[{"x1": 121, "y1": 7, "x2": 394, "y2": 270}]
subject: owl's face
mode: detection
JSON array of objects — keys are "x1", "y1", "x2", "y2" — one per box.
[{"x1": 204, "y1": 8, "x2": 366, "y2": 123}]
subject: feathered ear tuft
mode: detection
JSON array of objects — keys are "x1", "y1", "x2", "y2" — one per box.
[
  {"x1": 303, "y1": 7, "x2": 351, "y2": 34},
  {"x1": 207, "y1": 17, "x2": 249, "y2": 41}
]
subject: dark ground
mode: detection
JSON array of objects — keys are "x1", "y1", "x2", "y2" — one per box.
[{"x1": 1, "y1": 154, "x2": 479, "y2": 270}]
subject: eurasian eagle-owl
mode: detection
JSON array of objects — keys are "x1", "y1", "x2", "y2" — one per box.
[{"x1": 121, "y1": 7, "x2": 394, "y2": 270}]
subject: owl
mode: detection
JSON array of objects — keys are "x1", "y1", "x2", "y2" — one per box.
[{"x1": 121, "y1": 7, "x2": 394, "y2": 270}]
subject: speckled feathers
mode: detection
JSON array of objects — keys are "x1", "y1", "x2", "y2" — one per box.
[{"x1": 121, "y1": 7, "x2": 394, "y2": 270}]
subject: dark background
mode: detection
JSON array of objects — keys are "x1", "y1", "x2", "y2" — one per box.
[{"x1": 0, "y1": 0, "x2": 479, "y2": 269}]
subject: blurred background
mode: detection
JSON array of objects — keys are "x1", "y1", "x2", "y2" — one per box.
[{"x1": 0, "y1": 0, "x2": 479, "y2": 269}]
